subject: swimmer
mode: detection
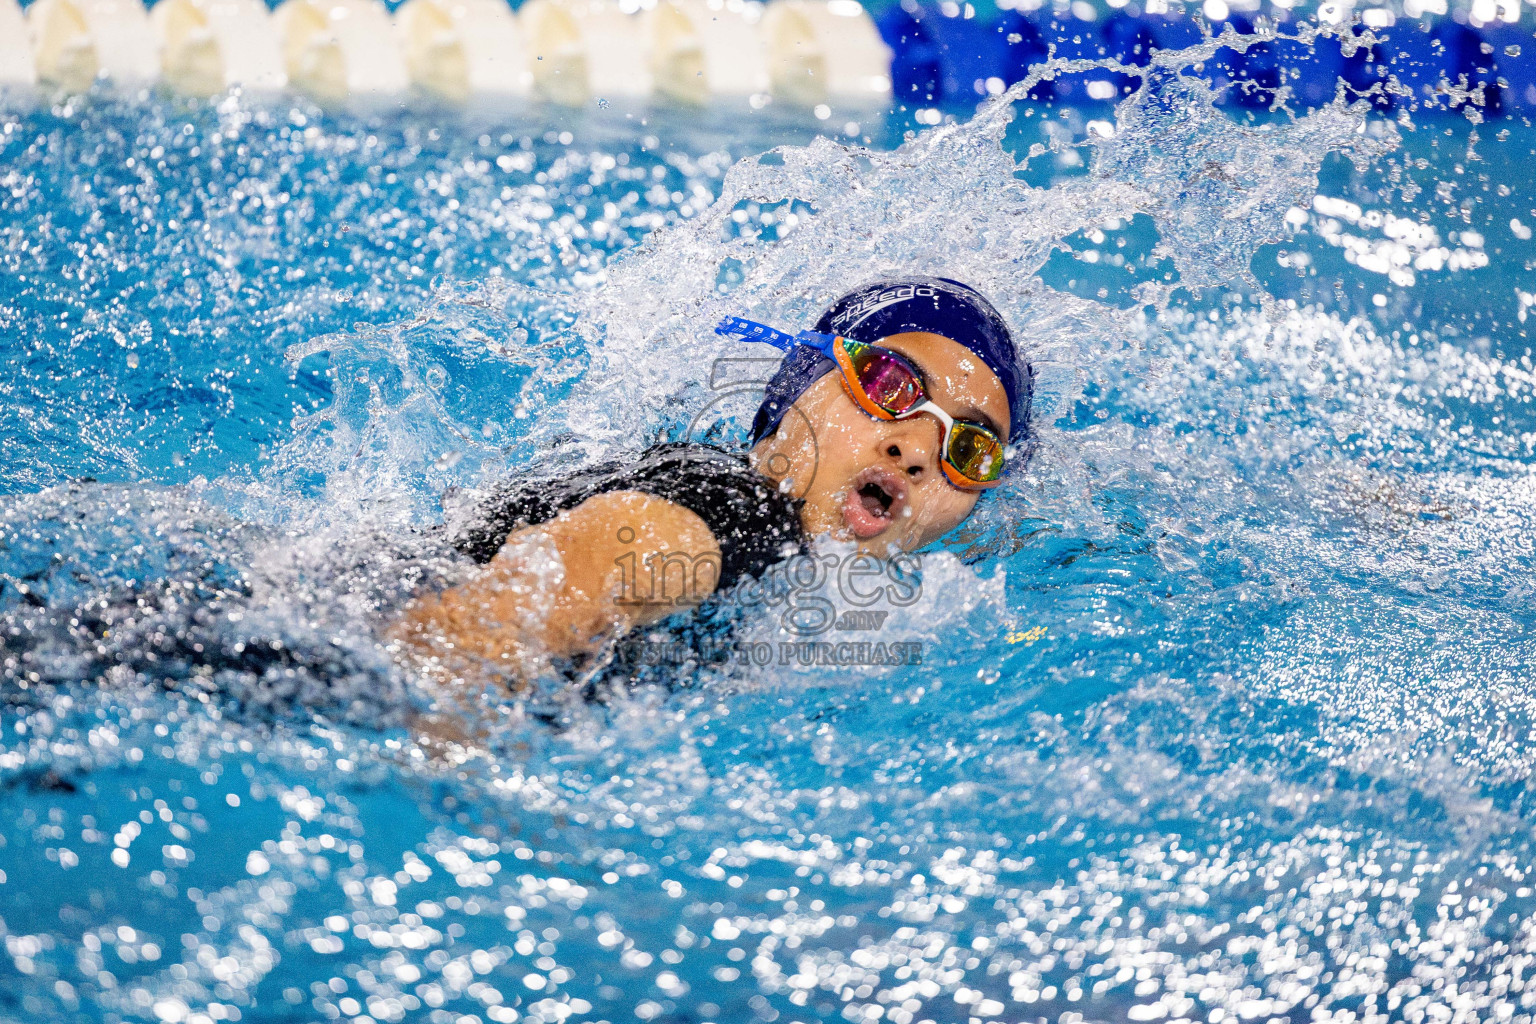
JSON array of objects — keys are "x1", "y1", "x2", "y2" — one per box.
[{"x1": 389, "y1": 277, "x2": 1034, "y2": 684}]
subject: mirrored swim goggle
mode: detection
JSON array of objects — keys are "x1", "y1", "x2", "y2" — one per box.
[{"x1": 715, "y1": 316, "x2": 1008, "y2": 490}]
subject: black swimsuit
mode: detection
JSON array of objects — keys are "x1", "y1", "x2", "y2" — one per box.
[
  {"x1": 0, "y1": 449, "x2": 806, "y2": 720},
  {"x1": 448, "y1": 442, "x2": 809, "y2": 592}
]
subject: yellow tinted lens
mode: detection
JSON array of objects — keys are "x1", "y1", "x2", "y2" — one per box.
[{"x1": 946, "y1": 422, "x2": 1005, "y2": 482}]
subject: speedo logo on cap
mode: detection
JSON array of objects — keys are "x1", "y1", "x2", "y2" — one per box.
[{"x1": 830, "y1": 285, "x2": 938, "y2": 332}]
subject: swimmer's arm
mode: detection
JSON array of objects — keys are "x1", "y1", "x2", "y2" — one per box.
[{"x1": 389, "y1": 490, "x2": 723, "y2": 668}]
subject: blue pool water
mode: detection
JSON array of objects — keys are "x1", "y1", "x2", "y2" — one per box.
[{"x1": 5, "y1": 41, "x2": 1536, "y2": 1024}]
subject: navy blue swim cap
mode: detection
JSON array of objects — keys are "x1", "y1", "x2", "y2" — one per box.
[{"x1": 748, "y1": 277, "x2": 1033, "y2": 447}]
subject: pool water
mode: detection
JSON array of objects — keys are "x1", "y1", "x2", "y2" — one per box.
[{"x1": 4, "y1": 40, "x2": 1536, "y2": 1024}]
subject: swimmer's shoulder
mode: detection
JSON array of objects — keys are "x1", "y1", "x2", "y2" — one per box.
[{"x1": 449, "y1": 441, "x2": 808, "y2": 589}]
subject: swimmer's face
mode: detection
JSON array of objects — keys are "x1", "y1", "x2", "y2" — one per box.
[{"x1": 751, "y1": 331, "x2": 1011, "y2": 556}]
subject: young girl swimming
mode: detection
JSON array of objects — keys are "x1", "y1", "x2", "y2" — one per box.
[{"x1": 389, "y1": 276, "x2": 1034, "y2": 682}]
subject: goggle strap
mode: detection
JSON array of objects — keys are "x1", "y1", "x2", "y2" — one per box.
[
  {"x1": 714, "y1": 317, "x2": 838, "y2": 358},
  {"x1": 714, "y1": 316, "x2": 798, "y2": 351},
  {"x1": 791, "y1": 330, "x2": 840, "y2": 356}
]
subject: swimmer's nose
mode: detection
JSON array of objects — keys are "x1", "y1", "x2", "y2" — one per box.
[{"x1": 882, "y1": 422, "x2": 940, "y2": 481}]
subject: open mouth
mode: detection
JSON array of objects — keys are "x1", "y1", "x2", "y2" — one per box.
[{"x1": 841, "y1": 466, "x2": 908, "y2": 540}]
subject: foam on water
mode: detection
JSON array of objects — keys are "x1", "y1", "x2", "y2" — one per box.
[{"x1": 3, "y1": 25, "x2": 1536, "y2": 1024}]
